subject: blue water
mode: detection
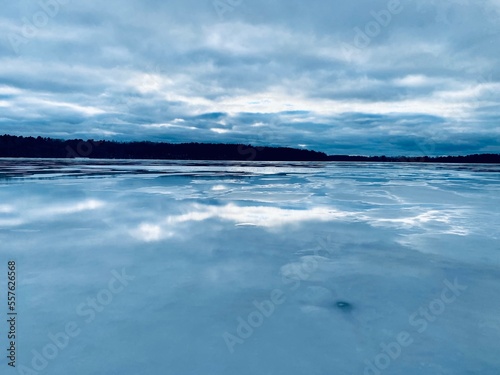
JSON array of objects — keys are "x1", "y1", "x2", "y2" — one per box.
[{"x1": 0, "y1": 159, "x2": 499, "y2": 375}]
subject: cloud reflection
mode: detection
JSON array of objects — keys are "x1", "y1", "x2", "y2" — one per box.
[{"x1": 133, "y1": 203, "x2": 353, "y2": 242}]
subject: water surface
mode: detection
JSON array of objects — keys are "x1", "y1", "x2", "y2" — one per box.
[{"x1": 0, "y1": 159, "x2": 499, "y2": 375}]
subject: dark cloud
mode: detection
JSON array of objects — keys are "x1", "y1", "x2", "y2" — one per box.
[{"x1": 0, "y1": 0, "x2": 499, "y2": 155}]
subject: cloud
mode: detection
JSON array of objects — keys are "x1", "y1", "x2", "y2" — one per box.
[{"x1": 1, "y1": 0, "x2": 499, "y2": 155}]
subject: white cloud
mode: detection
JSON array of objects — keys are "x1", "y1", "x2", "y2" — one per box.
[{"x1": 0, "y1": 0, "x2": 498, "y2": 155}]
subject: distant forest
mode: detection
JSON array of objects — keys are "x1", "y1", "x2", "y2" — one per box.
[{"x1": 1, "y1": 135, "x2": 500, "y2": 163}]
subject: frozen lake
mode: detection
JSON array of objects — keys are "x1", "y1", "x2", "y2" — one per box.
[{"x1": 0, "y1": 159, "x2": 499, "y2": 375}]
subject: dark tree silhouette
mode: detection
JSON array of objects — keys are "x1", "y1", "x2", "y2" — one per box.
[
  {"x1": 0, "y1": 135, "x2": 328, "y2": 161},
  {"x1": 1, "y1": 135, "x2": 499, "y2": 163}
]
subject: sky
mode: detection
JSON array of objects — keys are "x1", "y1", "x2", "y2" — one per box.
[{"x1": 0, "y1": 0, "x2": 499, "y2": 156}]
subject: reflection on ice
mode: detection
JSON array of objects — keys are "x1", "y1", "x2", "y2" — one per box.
[
  {"x1": 0, "y1": 198, "x2": 106, "y2": 228},
  {"x1": 0, "y1": 159, "x2": 499, "y2": 375},
  {"x1": 361, "y1": 208, "x2": 471, "y2": 236},
  {"x1": 133, "y1": 204, "x2": 353, "y2": 242},
  {"x1": 45, "y1": 199, "x2": 105, "y2": 215}
]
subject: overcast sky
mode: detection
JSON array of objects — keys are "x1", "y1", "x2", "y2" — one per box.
[{"x1": 1, "y1": 0, "x2": 499, "y2": 155}]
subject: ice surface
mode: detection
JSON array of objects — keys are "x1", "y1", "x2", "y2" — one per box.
[{"x1": 0, "y1": 159, "x2": 499, "y2": 374}]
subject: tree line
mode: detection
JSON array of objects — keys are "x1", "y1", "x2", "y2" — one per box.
[{"x1": 1, "y1": 135, "x2": 499, "y2": 163}]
